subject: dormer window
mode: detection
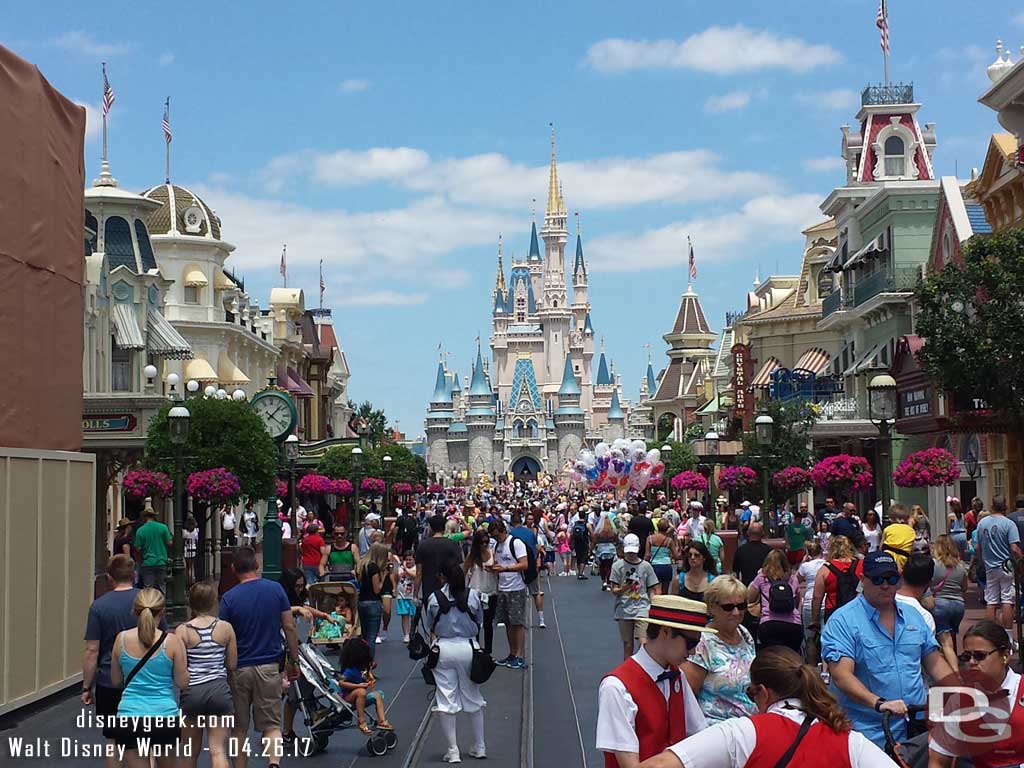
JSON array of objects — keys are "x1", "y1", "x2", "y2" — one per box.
[
  {"x1": 816, "y1": 268, "x2": 835, "y2": 298},
  {"x1": 883, "y1": 136, "x2": 906, "y2": 177}
]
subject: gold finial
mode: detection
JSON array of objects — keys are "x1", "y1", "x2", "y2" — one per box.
[
  {"x1": 495, "y1": 236, "x2": 506, "y2": 294},
  {"x1": 546, "y1": 122, "x2": 563, "y2": 217}
]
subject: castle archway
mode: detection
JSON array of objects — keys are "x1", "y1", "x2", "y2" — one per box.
[{"x1": 510, "y1": 455, "x2": 542, "y2": 483}]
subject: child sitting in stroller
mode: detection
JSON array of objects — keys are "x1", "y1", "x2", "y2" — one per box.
[
  {"x1": 338, "y1": 638, "x2": 394, "y2": 735},
  {"x1": 312, "y1": 595, "x2": 353, "y2": 642}
]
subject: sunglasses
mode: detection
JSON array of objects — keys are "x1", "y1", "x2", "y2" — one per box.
[
  {"x1": 958, "y1": 648, "x2": 1002, "y2": 664},
  {"x1": 670, "y1": 629, "x2": 699, "y2": 650},
  {"x1": 716, "y1": 602, "x2": 745, "y2": 613},
  {"x1": 870, "y1": 574, "x2": 900, "y2": 586},
  {"x1": 688, "y1": 551, "x2": 704, "y2": 558}
]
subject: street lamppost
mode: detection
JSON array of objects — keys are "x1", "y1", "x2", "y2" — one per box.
[
  {"x1": 382, "y1": 454, "x2": 392, "y2": 517},
  {"x1": 186, "y1": 379, "x2": 200, "y2": 398},
  {"x1": 284, "y1": 434, "x2": 300, "y2": 534},
  {"x1": 705, "y1": 430, "x2": 719, "y2": 514},
  {"x1": 755, "y1": 413, "x2": 774, "y2": 534},
  {"x1": 167, "y1": 403, "x2": 191, "y2": 624},
  {"x1": 661, "y1": 444, "x2": 672, "y2": 499},
  {"x1": 351, "y1": 446, "x2": 364, "y2": 530},
  {"x1": 868, "y1": 373, "x2": 898, "y2": 520}
]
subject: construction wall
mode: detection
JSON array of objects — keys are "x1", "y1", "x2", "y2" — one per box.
[{"x1": 0, "y1": 449, "x2": 95, "y2": 715}]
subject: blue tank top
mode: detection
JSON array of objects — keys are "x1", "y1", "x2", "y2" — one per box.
[
  {"x1": 950, "y1": 515, "x2": 966, "y2": 534},
  {"x1": 117, "y1": 638, "x2": 178, "y2": 717}
]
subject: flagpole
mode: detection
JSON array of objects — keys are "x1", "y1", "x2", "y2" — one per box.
[
  {"x1": 101, "y1": 63, "x2": 108, "y2": 165},
  {"x1": 319, "y1": 259, "x2": 324, "y2": 309},
  {"x1": 165, "y1": 97, "x2": 171, "y2": 183}
]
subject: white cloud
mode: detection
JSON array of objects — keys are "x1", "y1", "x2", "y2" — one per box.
[
  {"x1": 705, "y1": 90, "x2": 751, "y2": 113},
  {"x1": 263, "y1": 147, "x2": 777, "y2": 209},
  {"x1": 335, "y1": 291, "x2": 428, "y2": 307},
  {"x1": 583, "y1": 25, "x2": 842, "y2": 74},
  {"x1": 795, "y1": 88, "x2": 859, "y2": 110},
  {"x1": 586, "y1": 193, "x2": 823, "y2": 272},
  {"x1": 339, "y1": 78, "x2": 371, "y2": 93},
  {"x1": 158, "y1": 52, "x2": 175, "y2": 67},
  {"x1": 50, "y1": 31, "x2": 132, "y2": 57},
  {"x1": 75, "y1": 100, "x2": 102, "y2": 143},
  {"x1": 802, "y1": 156, "x2": 845, "y2": 172}
]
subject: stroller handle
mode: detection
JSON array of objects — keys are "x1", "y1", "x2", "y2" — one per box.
[{"x1": 881, "y1": 704, "x2": 928, "y2": 750}]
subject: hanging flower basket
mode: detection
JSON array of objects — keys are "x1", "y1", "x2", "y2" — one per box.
[
  {"x1": 275, "y1": 479, "x2": 288, "y2": 498},
  {"x1": 360, "y1": 477, "x2": 386, "y2": 495},
  {"x1": 297, "y1": 473, "x2": 334, "y2": 495},
  {"x1": 810, "y1": 455, "x2": 874, "y2": 493},
  {"x1": 187, "y1": 467, "x2": 241, "y2": 506},
  {"x1": 772, "y1": 466, "x2": 812, "y2": 494},
  {"x1": 718, "y1": 466, "x2": 758, "y2": 492},
  {"x1": 392, "y1": 482, "x2": 414, "y2": 495},
  {"x1": 670, "y1": 470, "x2": 708, "y2": 493},
  {"x1": 123, "y1": 469, "x2": 173, "y2": 499},
  {"x1": 330, "y1": 479, "x2": 354, "y2": 497},
  {"x1": 415, "y1": 483, "x2": 425, "y2": 494},
  {"x1": 893, "y1": 448, "x2": 960, "y2": 488},
  {"x1": 428, "y1": 483, "x2": 443, "y2": 494}
]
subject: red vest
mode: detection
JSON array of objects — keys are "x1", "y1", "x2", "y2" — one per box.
[
  {"x1": 970, "y1": 684, "x2": 1024, "y2": 768},
  {"x1": 602, "y1": 657, "x2": 686, "y2": 767},
  {"x1": 744, "y1": 713, "x2": 852, "y2": 768}
]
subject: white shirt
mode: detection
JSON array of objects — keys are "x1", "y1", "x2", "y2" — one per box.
[
  {"x1": 596, "y1": 645, "x2": 706, "y2": 755},
  {"x1": 222, "y1": 511, "x2": 236, "y2": 531},
  {"x1": 930, "y1": 668, "x2": 1021, "y2": 757},
  {"x1": 684, "y1": 515, "x2": 708, "y2": 540},
  {"x1": 798, "y1": 559, "x2": 826, "y2": 611},
  {"x1": 281, "y1": 521, "x2": 292, "y2": 539},
  {"x1": 668, "y1": 698, "x2": 896, "y2": 768},
  {"x1": 494, "y1": 536, "x2": 528, "y2": 592},
  {"x1": 894, "y1": 593, "x2": 936, "y2": 636}
]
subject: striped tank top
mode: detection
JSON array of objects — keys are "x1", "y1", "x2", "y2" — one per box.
[{"x1": 186, "y1": 620, "x2": 227, "y2": 685}]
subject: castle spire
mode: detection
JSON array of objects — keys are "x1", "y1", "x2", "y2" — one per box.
[
  {"x1": 546, "y1": 123, "x2": 565, "y2": 217},
  {"x1": 494, "y1": 235, "x2": 506, "y2": 294},
  {"x1": 469, "y1": 341, "x2": 491, "y2": 396}
]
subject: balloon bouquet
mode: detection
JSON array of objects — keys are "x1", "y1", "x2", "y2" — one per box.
[{"x1": 569, "y1": 438, "x2": 666, "y2": 499}]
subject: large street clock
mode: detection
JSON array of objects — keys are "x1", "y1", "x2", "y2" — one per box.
[{"x1": 251, "y1": 389, "x2": 297, "y2": 442}]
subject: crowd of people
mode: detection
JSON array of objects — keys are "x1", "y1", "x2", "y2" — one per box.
[{"x1": 82, "y1": 483, "x2": 1024, "y2": 767}]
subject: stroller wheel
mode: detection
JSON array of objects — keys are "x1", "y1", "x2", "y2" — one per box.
[
  {"x1": 383, "y1": 730, "x2": 399, "y2": 750},
  {"x1": 298, "y1": 734, "x2": 329, "y2": 756},
  {"x1": 367, "y1": 734, "x2": 389, "y2": 756}
]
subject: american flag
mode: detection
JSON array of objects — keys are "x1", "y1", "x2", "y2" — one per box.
[
  {"x1": 319, "y1": 259, "x2": 325, "y2": 305},
  {"x1": 280, "y1": 244, "x2": 287, "y2": 279},
  {"x1": 162, "y1": 98, "x2": 172, "y2": 144},
  {"x1": 688, "y1": 236, "x2": 697, "y2": 280},
  {"x1": 876, "y1": 0, "x2": 890, "y2": 55},
  {"x1": 102, "y1": 64, "x2": 115, "y2": 116}
]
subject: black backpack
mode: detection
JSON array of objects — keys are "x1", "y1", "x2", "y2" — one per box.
[
  {"x1": 571, "y1": 521, "x2": 589, "y2": 548},
  {"x1": 825, "y1": 561, "x2": 859, "y2": 608},
  {"x1": 507, "y1": 535, "x2": 538, "y2": 585},
  {"x1": 766, "y1": 579, "x2": 796, "y2": 614}
]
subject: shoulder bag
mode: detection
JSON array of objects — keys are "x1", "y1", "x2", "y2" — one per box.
[
  {"x1": 123, "y1": 631, "x2": 168, "y2": 690},
  {"x1": 772, "y1": 714, "x2": 814, "y2": 768}
]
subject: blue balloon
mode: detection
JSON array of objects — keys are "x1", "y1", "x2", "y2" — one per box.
[{"x1": 597, "y1": 456, "x2": 610, "y2": 471}]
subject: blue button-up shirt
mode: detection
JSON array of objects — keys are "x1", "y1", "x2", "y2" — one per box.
[{"x1": 821, "y1": 594, "x2": 938, "y2": 748}]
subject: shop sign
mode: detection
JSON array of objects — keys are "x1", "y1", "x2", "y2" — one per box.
[
  {"x1": 952, "y1": 393, "x2": 991, "y2": 413},
  {"x1": 730, "y1": 343, "x2": 752, "y2": 418},
  {"x1": 899, "y1": 387, "x2": 932, "y2": 419},
  {"x1": 83, "y1": 414, "x2": 137, "y2": 432}
]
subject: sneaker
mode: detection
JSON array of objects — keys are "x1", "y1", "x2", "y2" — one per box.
[
  {"x1": 403, "y1": 635, "x2": 410, "y2": 643},
  {"x1": 538, "y1": 618, "x2": 546, "y2": 628},
  {"x1": 507, "y1": 656, "x2": 526, "y2": 669},
  {"x1": 379, "y1": 631, "x2": 388, "y2": 641},
  {"x1": 468, "y1": 745, "x2": 487, "y2": 759},
  {"x1": 494, "y1": 655, "x2": 514, "y2": 667},
  {"x1": 375, "y1": 636, "x2": 382, "y2": 644},
  {"x1": 282, "y1": 731, "x2": 296, "y2": 746},
  {"x1": 497, "y1": 622, "x2": 505, "y2": 628},
  {"x1": 443, "y1": 746, "x2": 462, "y2": 763}
]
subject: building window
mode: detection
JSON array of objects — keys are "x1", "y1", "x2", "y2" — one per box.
[
  {"x1": 816, "y1": 268, "x2": 834, "y2": 298},
  {"x1": 184, "y1": 285, "x2": 200, "y2": 304},
  {"x1": 883, "y1": 136, "x2": 906, "y2": 177},
  {"x1": 111, "y1": 344, "x2": 131, "y2": 392},
  {"x1": 942, "y1": 232, "x2": 952, "y2": 264},
  {"x1": 993, "y1": 466, "x2": 1006, "y2": 499},
  {"x1": 104, "y1": 216, "x2": 136, "y2": 271}
]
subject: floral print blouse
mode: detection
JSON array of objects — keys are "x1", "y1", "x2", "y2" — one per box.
[{"x1": 688, "y1": 624, "x2": 756, "y2": 724}]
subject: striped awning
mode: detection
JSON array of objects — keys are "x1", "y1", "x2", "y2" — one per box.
[
  {"x1": 751, "y1": 356, "x2": 781, "y2": 388},
  {"x1": 843, "y1": 343, "x2": 882, "y2": 377},
  {"x1": 794, "y1": 347, "x2": 831, "y2": 375},
  {"x1": 110, "y1": 303, "x2": 145, "y2": 349},
  {"x1": 147, "y1": 308, "x2": 192, "y2": 359},
  {"x1": 217, "y1": 352, "x2": 250, "y2": 385}
]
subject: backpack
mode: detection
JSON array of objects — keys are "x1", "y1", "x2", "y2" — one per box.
[
  {"x1": 571, "y1": 521, "x2": 589, "y2": 549},
  {"x1": 766, "y1": 579, "x2": 796, "y2": 614},
  {"x1": 507, "y1": 535, "x2": 538, "y2": 585},
  {"x1": 825, "y1": 561, "x2": 859, "y2": 608},
  {"x1": 430, "y1": 589, "x2": 479, "y2": 633}
]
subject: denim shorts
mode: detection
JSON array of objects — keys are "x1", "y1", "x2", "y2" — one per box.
[{"x1": 932, "y1": 597, "x2": 965, "y2": 636}]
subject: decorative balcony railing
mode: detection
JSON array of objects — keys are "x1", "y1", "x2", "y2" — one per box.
[
  {"x1": 852, "y1": 265, "x2": 921, "y2": 307},
  {"x1": 816, "y1": 394, "x2": 866, "y2": 421},
  {"x1": 861, "y1": 83, "x2": 913, "y2": 106},
  {"x1": 821, "y1": 290, "x2": 851, "y2": 318}
]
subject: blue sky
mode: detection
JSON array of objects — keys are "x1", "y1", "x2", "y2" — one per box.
[{"x1": 7, "y1": 2, "x2": 1017, "y2": 437}]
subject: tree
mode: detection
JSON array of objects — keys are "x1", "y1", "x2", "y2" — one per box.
[
  {"x1": 740, "y1": 399, "x2": 818, "y2": 500},
  {"x1": 317, "y1": 442, "x2": 428, "y2": 485},
  {"x1": 916, "y1": 229, "x2": 1024, "y2": 423},
  {"x1": 145, "y1": 398, "x2": 278, "y2": 500},
  {"x1": 647, "y1": 439, "x2": 696, "y2": 478},
  {"x1": 354, "y1": 400, "x2": 391, "y2": 447}
]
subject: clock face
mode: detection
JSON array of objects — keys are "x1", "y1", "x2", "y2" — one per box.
[{"x1": 252, "y1": 392, "x2": 295, "y2": 439}]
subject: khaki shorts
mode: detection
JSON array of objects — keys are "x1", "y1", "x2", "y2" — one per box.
[
  {"x1": 617, "y1": 618, "x2": 647, "y2": 643},
  {"x1": 231, "y1": 663, "x2": 282, "y2": 734}
]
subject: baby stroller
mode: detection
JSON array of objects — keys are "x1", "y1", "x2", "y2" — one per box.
[
  {"x1": 307, "y1": 581, "x2": 359, "y2": 645},
  {"x1": 882, "y1": 706, "x2": 975, "y2": 768},
  {"x1": 292, "y1": 583, "x2": 399, "y2": 757}
]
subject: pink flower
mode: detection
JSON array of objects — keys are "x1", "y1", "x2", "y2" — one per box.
[
  {"x1": 810, "y1": 455, "x2": 873, "y2": 492},
  {"x1": 772, "y1": 466, "x2": 811, "y2": 493},
  {"x1": 670, "y1": 471, "x2": 709, "y2": 492},
  {"x1": 893, "y1": 448, "x2": 959, "y2": 488},
  {"x1": 187, "y1": 467, "x2": 241, "y2": 505},
  {"x1": 123, "y1": 469, "x2": 173, "y2": 498},
  {"x1": 719, "y1": 466, "x2": 758, "y2": 492}
]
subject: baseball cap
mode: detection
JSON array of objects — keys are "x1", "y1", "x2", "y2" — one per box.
[
  {"x1": 623, "y1": 533, "x2": 641, "y2": 553},
  {"x1": 863, "y1": 551, "x2": 900, "y2": 579},
  {"x1": 741, "y1": 501, "x2": 751, "y2": 507}
]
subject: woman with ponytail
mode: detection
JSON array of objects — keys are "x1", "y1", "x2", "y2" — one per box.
[
  {"x1": 110, "y1": 588, "x2": 189, "y2": 767},
  {"x1": 639, "y1": 646, "x2": 896, "y2": 767}
]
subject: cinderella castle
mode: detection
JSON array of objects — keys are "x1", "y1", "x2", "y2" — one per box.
[{"x1": 425, "y1": 132, "x2": 667, "y2": 482}]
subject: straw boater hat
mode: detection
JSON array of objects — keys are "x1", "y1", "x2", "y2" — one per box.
[{"x1": 645, "y1": 595, "x2": 716, "y2": 635}]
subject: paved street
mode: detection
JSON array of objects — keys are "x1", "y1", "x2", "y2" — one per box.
[{"x1": 1, "y1": 572, "x2": 619, "y2": 767}]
